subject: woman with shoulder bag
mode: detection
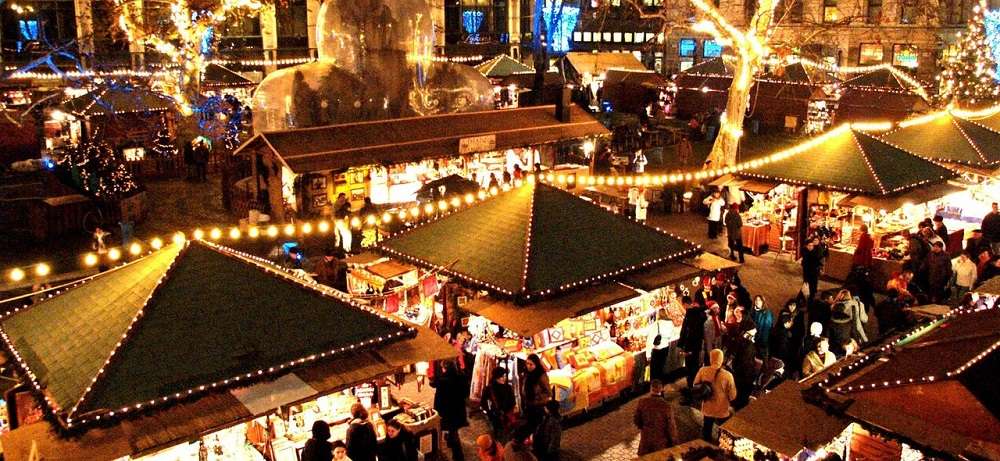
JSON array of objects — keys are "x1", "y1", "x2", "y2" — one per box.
[{"x1": 692, "y1": 349, "x2": 737, "y2": 442}]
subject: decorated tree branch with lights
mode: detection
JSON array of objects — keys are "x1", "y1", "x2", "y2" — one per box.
[
  {"x1": 939, "y1": 0, "x2": 1000, "y2": 109},
  {"x1": 114, "y1": 0, "x2": 267, "y2": 115},
  {"x1": 58, "y1": 140, "x2": 141, "y2": 201}
]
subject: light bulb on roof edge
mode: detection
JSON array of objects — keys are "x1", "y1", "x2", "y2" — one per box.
[
  {"x1": 84, "y1": 253, "x2": 99, "y2": 267},
  {"x1": 9, "y1": 268, "x2": 25, "y2": 282},
  {"x1": 108, "y1": 248, "x2": 122, "y2": 261},
  {"x1": 34, "y1": 263, "x2": 50, "y2": 277},
  {"x1": 150, "y1": 238, "x2": 163, "y2": 250},
  {"x1": 129, "y1": 243, "x2": 142, "y2": 256}
]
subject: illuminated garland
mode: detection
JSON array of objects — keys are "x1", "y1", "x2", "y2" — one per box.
[{"x1": 8, "y1": 104, "x2": 1000, "y2": 282}]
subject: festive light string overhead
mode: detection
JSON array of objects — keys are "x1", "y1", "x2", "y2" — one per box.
[
  {"x1": 6, "y1": 103, "x2": 1000, "y2": 281},
  {"x1": 792, "y1": 57, "x2": 931, "y2": 101}
]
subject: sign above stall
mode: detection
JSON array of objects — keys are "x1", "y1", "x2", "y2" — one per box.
[{"x1": 459, "y1": 134, "x2": 497, "y2": 154}]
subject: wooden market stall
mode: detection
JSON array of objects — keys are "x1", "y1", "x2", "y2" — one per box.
[
  {"x1": 372, "y1": 181, "x2": 738, "y2": 416},
  {"x1": 600, "y1": 69, "x2": 669, "y2": 115},
  {"x1": 53, "y1": 85, "x2": 177, "y2": 152},
  {"x1": 0, "y1": 240, "x2": 455, "y2": 461},
  {"x1": 234, "y1": 104, "x2": 610, "y2": 221},
  {"x1": 723, "y1": 306, "x2": 1000, "y2": 460},
  {"x1": 730, "y1": 125, "x2": 959, "y2": 287},
  {"x1": 673, "y1": 58, "x2": 732, "y2": 120},
  {"x1": 835, "y1": 68, "x2": 930, "y2": 124}
]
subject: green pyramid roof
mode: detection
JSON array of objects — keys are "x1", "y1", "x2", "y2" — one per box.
[
  {"x1": 881, "y1": 112, "x2": 1000, "y2": 167},
  {"x1": 377, "y1": 182, "x2": 700, "y2": 303},
  {"x1": 961, "y1": 109, "x2": 1000, "y2": 136},
  {"x1": 475, "y1": 55, "x2": 535, "y2": 78},
  {"x1": 0, "y1": 241, "x2": 413, "y2": 428},
  {"x1": 741, "y1": 128, "x2": 956, "y2": 195}
]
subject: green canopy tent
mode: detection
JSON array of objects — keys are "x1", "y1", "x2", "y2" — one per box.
[{"x1": 881, "y1": 111, "x2": 1000, "y2": 171}]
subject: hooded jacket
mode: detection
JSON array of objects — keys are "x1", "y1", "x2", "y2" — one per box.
[{"x1": 693, "y1": 349, "x2": 737, "y2": 419}]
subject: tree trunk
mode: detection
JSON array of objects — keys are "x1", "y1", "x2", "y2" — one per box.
[{"x1": 706, "y1": 54, "x2": 758, "y2": 167}]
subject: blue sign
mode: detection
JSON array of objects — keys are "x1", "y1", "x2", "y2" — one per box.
[
  {"x1": 679, "y1": 38, "x2": 696, "y2": 57},
  {"x1": 703, "y1": 40, "x2": 722, "y2": 58}
]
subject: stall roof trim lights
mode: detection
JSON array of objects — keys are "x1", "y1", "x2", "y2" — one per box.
[
  {"x1": 0, "y1": 240, "x2": 415, "y2": 429},
  {"x1": 375, "y1": 181, "x2": 701, "y2": 302},
  {"x1": 819, "y1": 306, "x2": 999, "y2": 394}
]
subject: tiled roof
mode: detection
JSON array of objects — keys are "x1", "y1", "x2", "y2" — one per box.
[
  {"x1": 741, "y1": 128, "x2": 956, "y2": 195},
  {"x1": 237, "y1": 105, "x2": 610, "y2": 173},
  {"x1": 0, "y1": 241, "x2": 413, "y2": 428},
  {"x1": 61, "y1": 86, "x2": 176, "y2": 117},
  {"x1": 377, "y1": 182, "x2": 700, "y2": 302},
  {"x1": 881, "y1": 112, "x2": 1000, "y2": 167},
  {"x1": 475, "y1": 55, "x2": 535, "y2": 78}
]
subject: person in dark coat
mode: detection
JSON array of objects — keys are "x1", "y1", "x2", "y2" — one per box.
[
  {"x1": 521, "y1": 354, "x2": 551, "y2": 432},
  {"x1": 432, "y1": 360, "x2": 469, "y2": 461},
  {"x1": 926, "y1": 241, "x2": 953, "y2": 303},
  {"x1": 966, "y1": 229, "x2": 990, "y2": 259},
  {"x1": 982, "y1": 202, "x2": 1000, "y2": 252},
  {"x1": 346, "y1": 403, "x2": 378, "y2": 461},
  {"x1": 379, "y1": 419, "x2": 418, "y2": 461},
  {"x1": 771, "y1": 298, "x2": 806, "y2": 379},
  {"x1": 193, "y1": 139, "x2": 210, "y2": 182},
  {"x1": 481, "y1": 366, "x2": 517, "y2": 441},
  {"x1": 301, "y1": 420, "x2": 334, "y2": 461},
  {"x1": 314, "y1": 247, "x2": 346, "y2": 290},
  {"x1": 749, "y1": 295, "x2": 774, "y2": 358},
  {"x1": 808, "y1": 291, "x2": 834, "y2": 334},
  {"x1": 729, "y1": 320, "x2": 758, "y2": 410},
  {"x1": 726, "y1": 278, "x2": 752, "y2": 318},
  {"x1": 678, "y1": 296, "x2": 707, "y2": 388},
  {"x1": 933, "y1": 215, "x2": 949, "y2": 243},
  {"x1": 724, "y1": 204, "x2": 745, "y2": 262},
  {"x1": 801, "y1": 238, "x2": 823, "y2": 300},
  {"x1": 533, "y1": 400, "x2": 562, "y2": 461},
  {"x1": 183, "y1": 139, "x2": 195, "y2": 180},
  {"x1": 633, "y1": 379, "x2": 679, "y2": 456}
]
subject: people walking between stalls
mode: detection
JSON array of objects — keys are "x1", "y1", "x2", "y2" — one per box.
[
  {"x1": 703, "y1": 190, "x2": 725, "y2": 240},
  {"x1": 693, "y1": 349, "x2": 736, "y2": 442},
  {"x1": 533, "y1": 400, "x2": 562, "y2": 461},
  {"x1": 724, "y1": 203, "x2": 745, "y2": 262},
  {"x1": 432, "y1": 360, "x2": 469, "y2": 461},
  {"x1": 301, "y1": 420, "x2": 334, "y2": 461},
  {"x1": 679, "y1": 295, "x2": 707, "y2": 388},
  {"x1": 346, "y1": 403, "x2": 378, "y2": 461},
  {"x1": 634, "y1": 379, "x2": 679, "y2": 456},
  {"x1": 481, "y1": 366, "x2": 517, "y2": 442}
]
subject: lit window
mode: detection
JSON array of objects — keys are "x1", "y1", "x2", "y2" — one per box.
[
  {"x1": 624, "y1": 32, "x2": 633, "y2": 42},
  {"x1": 604, "y1": 32, "x2": 613, "y2": 42},
  {"x1": 574, "y1": 31, "x2": 583, "y2": 42},
  {"x1": 613, "y1": 32, "x2": 622, "y2": 42},
  {"x1": 859, "y1": 43, "x2": 883, "y2": 65},
  {"x1": 657, "y1": 32, "x2": 665, "y2": 43},
  {"x1": 703, "y1": 39, "x2": 722, "y2": 58},
  {"x1": 823, "y1": 0, "x2": 840, "y2": 22},
  {"x1": 583, "y1": 31, "x2": 592, "y2": 41},
  {"x1": 900, "y1": 0, "x2": 918, "y2": 24},
  {"x1": 892, "y1": 44, "x2": 918, "y2": 68},
  {"x1": 679, "y1": 38, "x2": 697, "y2": 57}
]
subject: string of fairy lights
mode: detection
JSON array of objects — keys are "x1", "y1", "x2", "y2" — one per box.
[{"x1": 4, "y1": 104, "x2": 1000, "y2": 284}]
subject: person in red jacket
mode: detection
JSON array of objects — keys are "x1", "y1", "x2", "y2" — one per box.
[{"x1": 852, "y1": 224, "x2": 874, "y2": 268}]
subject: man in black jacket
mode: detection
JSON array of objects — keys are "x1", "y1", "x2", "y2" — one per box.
[
  {"x1": 982, "y1": 202, "x2": 1000, "y2": 253},
  {"x1": 678, "y1": 296, "x2": 707, "y2": 389},
  {"x1": 724, "y1": 204, "x2": 745, "y2": 262},
  {"x1": 801, "y1": 238, "x2": 823, "y2": 301}
]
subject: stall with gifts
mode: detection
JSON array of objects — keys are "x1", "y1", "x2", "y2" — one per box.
[
  {"x1": 52, "y1": 85, "x2": 177, "y2": 154},
  {"x1": 0, "y1": 240, "x2": 456, "y2": 460},
  {"x1": 234, "y1": 105, "x2": 610, "y2": 221},
  {"x1": 375, "y1": 181, "x2": 741, "y2": 415},
  {"x1": 346, "y1": 253, "x2": 441, "y2": 327},
  {"x1": 731, "y1": 125, "x2": 959, "y2": 285}
]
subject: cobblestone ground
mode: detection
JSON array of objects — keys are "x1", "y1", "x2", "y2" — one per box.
[{"x1": 398, "y1": 210, "x2": 839, "y2": 461}]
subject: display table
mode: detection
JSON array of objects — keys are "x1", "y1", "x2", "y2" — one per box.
[
  {"x1": 826, "y1": 248, "x2": 902, "y2": 290},
  {"x1": 741, "y1": 223, "x2": 771, "y2": 256}
]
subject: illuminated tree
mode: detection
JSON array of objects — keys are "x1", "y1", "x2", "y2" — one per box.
[
  {"x1": 627, "y1": 0, "x2": 775, "y2": 167},
  {"x1": 114, "y1": 0, "x2": 266, "y2": 114},
  {"x1": 939, "y1": 0, "x2": 1000, "y2": 109}
]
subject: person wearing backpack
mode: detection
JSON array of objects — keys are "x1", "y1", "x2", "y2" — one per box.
[{"x1": 692, "y1": 349, "x2": 737, "y2": 442}]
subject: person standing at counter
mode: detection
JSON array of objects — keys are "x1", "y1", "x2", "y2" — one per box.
[
  {"x1": 346, "y1": 404, "x2": 378, "y2": 461},
  {"x1": 981, "y1": 202, "x2": 1000, "y2": 254},
  {"x1": 301, "y1": 420, "x2": 334, "y2": 461},
  {"x1": 953, "y1": 252, "x2": 978, "y2": 304},
  {"x1": 703, "y1": 190, "x2": 725, "y2": 240},
  {"x1": 379, "y1": 420, "x2": 418, "y2": 461},
  {"x1": 521, "y1": 354, "x2": 551, "y2": 432},
  {"x1": 926, "y1": 241, "x2": 953, "y2": 304},
  {"x1": 852, "y1": 224, "x2": 874, "y2": 268}
]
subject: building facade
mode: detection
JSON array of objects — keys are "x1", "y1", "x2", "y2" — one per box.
[{"x1": 564, "y1": 0, "x2": 995, "y2": 79}]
